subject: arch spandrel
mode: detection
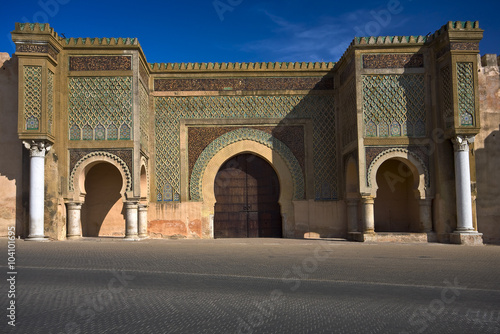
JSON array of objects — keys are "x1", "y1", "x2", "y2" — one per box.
[{"x1": 190, "y1": 128, "x2": 304, "y2": 201}]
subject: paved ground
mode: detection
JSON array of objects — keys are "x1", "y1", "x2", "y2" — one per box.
[{"x1": 1, "y1": 238, "x2": 500, "y2": 334}]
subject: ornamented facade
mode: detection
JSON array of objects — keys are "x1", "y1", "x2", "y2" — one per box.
[{"x1": 1, "y1": 21, "x2": 498, "y2": 244}]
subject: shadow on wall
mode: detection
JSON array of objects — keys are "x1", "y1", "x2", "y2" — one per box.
[
  {"x1": 475, "y1": 126, "x2": 500, "y2": 244},
  {"x1": 0, "y1": 53, "x2": 26, "y2": 237},
  {"x1": 81, "y1": 163, "x2": 125, "y2": 237}
]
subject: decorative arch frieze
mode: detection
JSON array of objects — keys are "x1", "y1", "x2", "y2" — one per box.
[
  {"x1": 189, "y1": 128, "x2": 305, "y2": 201},
  {"x1": 69, "y1": 151, "x2": 133, "y2": 193},
  {"x1": 366, "y1": 147, "x2": 430, "y2": 198}
]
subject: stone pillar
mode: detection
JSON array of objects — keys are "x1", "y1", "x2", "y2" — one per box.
[
  {"x1": 419, "y1": 198, "x2": 433, "y2": 232},
  {"x1": 361, "y1": 195, "x2": 375, "y2": 233},
  {"x1": 346, "y1": 199, "x2": 359, "y2": 233},
  {"x1": 452, "y1": 136, "x2": 475, "y2": 231},
  {"x1": 450, "y1": 136, "x2": 483, "y2": 245},
  {"x1": 124, "y1": 201, "x2": 139, "y2": 240},
  {"x1": 23, "y1": 140, "x2": 51, "y2": 241},
  {"x1": 138, "y1": 204, "x2": 148, "y2": 238},
  {"x1": 66, "y1": 202, "x2": 82, "y2": 239}
]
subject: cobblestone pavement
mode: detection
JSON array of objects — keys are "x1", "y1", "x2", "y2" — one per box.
[{"x1": 1, "y1": 238, "x2": 500, "y2": 334}]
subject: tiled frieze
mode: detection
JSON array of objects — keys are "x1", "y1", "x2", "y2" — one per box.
[
  {"x1": 450, "y1": 42, "x2": 479, "y2": 51},
  {"x1": 456, "y1": 62, "x2": 475, "y2": 126},
  {"x1": 362, "y1": 54, "x2": 424, "y2": 69},
  {"x1": 16, "y1": 43, "x2": 58, "y2": 60},
  {"x1": 362, "y1": 74, "x2": 426, "y2": 137},
  {"x1": 69, "y1": 56, "x2": 132, "y2": 71},
  {"x1": 23, "y1": 65, "x2": 42, "y2": 130},
  {"x1": 68, "y1": 77, "x2": 132, "y2": 140},
  {"x1": 154, "y1": 77, "x2": 333, "y2": 91},
  {"x1": 154, "y1": 95, "x2": 336, "y2": 202}
]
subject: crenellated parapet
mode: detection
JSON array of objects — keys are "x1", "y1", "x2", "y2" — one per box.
[{"x1": 148, "y1": 61, "x2": 335, "y2": 72}]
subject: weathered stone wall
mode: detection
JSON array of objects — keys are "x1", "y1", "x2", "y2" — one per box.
[
  {"x1": 0, "y1": 53, "x2": 23, "y2": 237},
  {"x1": 475, "y1": 54, "x2": 500, "y2": 244}
]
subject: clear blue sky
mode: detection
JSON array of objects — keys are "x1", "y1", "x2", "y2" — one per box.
[{"x1": 1, "y1": 0, "x2": 499, "y2": 64}]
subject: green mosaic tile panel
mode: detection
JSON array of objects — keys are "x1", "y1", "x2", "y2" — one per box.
[
  {"x1": 440, "y1": 65, "x2": 453, "y2": 128},
  {"x1": 189, "y1": 128, "x2": 305, "y2": 201},
  {"x1": 363, "y1": 74, "x2": 426, "y2": 138},
  {"x1": 154, "y1": 95, "x2": 336, "y2": 202},
  {"x1": 340, "y1": 80, "x2": 357, "y2": 147},
  {"x1": 139, "y1": 83, "x2": 149, "y2": 152},
  {"x1": 456, "y1": 62, "x2": 474, "y2": 126},
  {"x1": 47, "y1": 70, "x2": 54, "y2": 134},
  {"x1": 24, "y1": 66, "x2": 42, "y2": 130},
  {"x1": 68, "y1": 77, "x2": 132, "y2": 140}
]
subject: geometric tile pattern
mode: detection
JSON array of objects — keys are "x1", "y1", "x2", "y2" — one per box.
[
  {"x1": 340, "y1": 79, "x2": 357, "y2": 147},
  {"x1": 362, "y1": 54, "x2": 424, "y2": 69},
  {"x1": 23, "y1": 66, "x2": 42, "y2": 130},
  {"x1": 440, "y1": 65, "x2": 453, "y2": 128},
  {"x1": 154, "y1": 77, "x2": 333, "y2": 91},
  {"x1": 456, "y1": 62, "x2": 475, "y2": 126},
  {"x1": 139, "y1": 83, "x2": 149, "y2": 153},
  {"x1": 68, "y1": 77, "x2": 132, "y2": 140},
  {"x1": 47, "y1": 70, "x2": 54, "y2": 134},
  {"x1": 363, "y1": 74, "x2": 426, "y2": 137},
  {"x1": 189, "y1": 128, "x2": 305, "y2": 201},
  {"x1": 154, "y1": 95, "x2": 336, "y2": 202}
]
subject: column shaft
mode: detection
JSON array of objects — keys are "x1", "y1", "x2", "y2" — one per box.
[
  {"x1": 125, "y1": 202, "x2": 139, "y2": 240},
  {"x1": 138, "y1": 205, "x2": 148, "y2": 238},
  {"x1": 67, "y1": 203, "x2": 82, "y2": 239},
  {"x1": 361, "y1": 196, "x2": 375, "y2": 233},
  {"x1": 24, "y1": 141, "x2": 51, "y2": 241},
  {"x1": 452, "y1": 136, "x2": 474, "y2": 231}
]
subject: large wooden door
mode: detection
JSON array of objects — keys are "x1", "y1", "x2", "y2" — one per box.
[{"x1": 214, "y1": 154, "x2": 282, "y2": 238}]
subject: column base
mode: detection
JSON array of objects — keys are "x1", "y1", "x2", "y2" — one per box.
[
  {"x1": 450, "y1": 232, "x2": 483, "y2": 246},
  {"x1": 66, "y1": 235, "x2": 82, "y2": 240},
  {"x1": 138, "y1": 234, "x2": 149, "y2": 239},
  {"x1": 25, "y1": 236, "x2": 49, "y2": 242},
  {"x1": 347, "y1": 232, "x2": 364, "y2": 242},
  {"x1": 123, "y1": 235, "x2": 141, "y2": 241}
]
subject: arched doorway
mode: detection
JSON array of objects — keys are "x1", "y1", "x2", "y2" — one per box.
[
  {"x1": 81, "y1": 163, "x2": 125, "y2": 237},
  {"x1": 214, "y1": 153, "x2": 282, "y2": 238},
  {"x1": 374, "y1": 159, "x2": 419, "y2": 232}
]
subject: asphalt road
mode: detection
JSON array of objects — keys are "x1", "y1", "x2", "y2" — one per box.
[{"x1": 1, "y1": 238, "x2": 499, "y2": 334}]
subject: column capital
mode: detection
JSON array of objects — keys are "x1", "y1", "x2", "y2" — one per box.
[
  {"x1": 451, "y1": 135, "x2": 474, "y2": 152},
  {"x1": 23, "y1": 140, "x2": 52, "y2": 157}
]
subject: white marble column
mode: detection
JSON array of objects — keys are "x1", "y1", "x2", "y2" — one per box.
[
  {"x1": 138, "y1": 204, "x2": 148, "y2": 238},
  {"x1": 361, "y1": 195, "x2": 375, "y2": 233},
  {"x1": 66, "y1": 202, "x2": 82, "y2": 239},
  {"x1": 451, "y1": 136, "x2": 475, "y2": 232},
  {"x1": 124, "y1": 201, "x2": 139, "y2": 240},
  {"x1": 23, "y1": 140, "x2": 51, "y2": 241},
  {"x1": 346, "y1": 199, "x2": 359, "y2": 233},
  {"x1": 419, "y1": 198, "x2": 433, "y2": 232}
]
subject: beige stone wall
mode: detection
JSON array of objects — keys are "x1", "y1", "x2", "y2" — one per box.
[
  {"x1": 475, "y1": 54, "x2": 500, "y2": 244},
  {"x1": 0, "y1": 53, "x2": 23, "y2": 237},
  {"x1": 293, "y1": 200, "x2": 346, "y2": 238}
]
